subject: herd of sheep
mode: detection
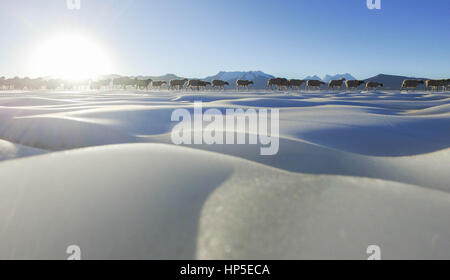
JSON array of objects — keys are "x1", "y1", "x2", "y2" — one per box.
[
  {"x1": 0, "y1": 76, "x2": 449, "y2": 92},
  {"x1": 267, "y1": 78, "x2": 450, "y2": 91}
]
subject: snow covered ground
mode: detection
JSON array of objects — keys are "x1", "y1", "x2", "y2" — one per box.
[{"x1": 0, "y1": 89, "x2": 449, "y2": 259}]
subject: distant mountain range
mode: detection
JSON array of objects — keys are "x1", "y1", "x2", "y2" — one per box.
[
  {"x1": 303, "y1": 75, "x2": 322, "y2": 81},
  {"x1": 100, "y1": 72, "x2": 433, "y2": 90},
  {"x1": 303, "y1": 74, "x2": 356, "y2": 82}
]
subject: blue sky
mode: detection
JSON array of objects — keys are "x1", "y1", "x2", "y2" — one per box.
[{"x1": 1, "y1": 0, "x2": 449, "y2": 79}]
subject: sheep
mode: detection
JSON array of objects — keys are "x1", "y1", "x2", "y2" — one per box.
[
  {"x1": 365, "y1": 81, "x2": 383, "y2": 90},
  {"x1": 113, "y1": 77, "x2": 137, "y2": 90},
  {"x1": 268, "y1": 78, "x2": 289, "y2": 90},
  {"x1": 211, "y1": 79, "x2": 229, "y2": 90},
  {"x1": 267, "y1": 78, "x2": 277, "y2": 90},
  {"x1": 112, "y1": 77, "x2": 123, "y2": 89},
  {"x1": 425, "y1": 79, "x2": 448, "y2": 92},
  {"x1": 152, "y1": 81, "x2": 167, "y2": 89},
  {"x1": 90, "y1": 79, "x2": 112, "y2": 90},
  {"x1": 199, "y1": 80, "x2": 211, "y2": 90},
  {"x1": 13, "y1": 77, "x2": 27, "y2": 90},
  {"x1": 438, "y1": 79, "x2": 448, "y2": 91},
  {"x1": 29, "y1": 78, "x2": 45, "y2": 90},
  {"x1": 439, "y1": 79, "x2": 449, "y2": 91},
  {"x1": 401, "y1": 79, "x2": 424, "y2": 91},
  {"x1": 4, "y1": 78, "x2": 14, "y2": 90},
  {"x1": 0, "y1": 77, "x2": 76, "y2": 91},
  {"x1": 187, "y1": 79, "x2": 201, "y2": 90},
  {"x1": 236, "y1": 80, "x2": 254, "y2": 91},
  {"x1": 345, "y1": 80, "x2": 366, "y2": 90},
  {"x1": 278, "y1": 78, "x2": 289, "y2": 90},
  {"x1": 267, "y1": 78, "x2": 280, "y2": 90},
  {"x1": 136, "y1": 79, "x2": 152, "y2": 90},
  {"x1": 169, "y1": 79, "x2": 188, "y2": 90},
  {"x1": 113, "y1": 77, "x2": 133, "y2": 89},
  {"x1": 328, "y1": 78, "x2": 346, "y2": 90},
  {"x1": 46, "y1": 79, "x2": 62, "y2": 90},
  {"x1": 187, "y1": 80, "x2": 211, "y2": 91},
  {"x1": 2, "y1": 78, "x2": 12, "y2": 90},
  {"x1": 425, "y1": 80, "x2": 440, "y2": 91},
  {"x1": 63, "y1": 79, "x2": 87, "y2": 91},
  {"x1": 306, "y1": 80, "x2": 326, "y2": 91},
  {"x1": 288, "y1": 79, "x2": 305, "y2": 90}
]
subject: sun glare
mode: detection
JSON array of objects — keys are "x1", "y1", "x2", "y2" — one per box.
[{"x1": 29, "y1": 34, "x2": 115, "y2": 81}]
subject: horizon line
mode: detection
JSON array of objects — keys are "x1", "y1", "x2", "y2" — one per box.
[{"x1": 1, "y1": 71, "x2": 445, "y2": 81}]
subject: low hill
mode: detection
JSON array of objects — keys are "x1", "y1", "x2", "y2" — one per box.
[{"x1": 365, "y1": 74, "x2": 429, "y2": 90}]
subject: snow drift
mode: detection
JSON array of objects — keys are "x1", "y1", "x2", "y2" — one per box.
[{"x1": 0, "y1": 89, "x2": 449, "y2": 259}]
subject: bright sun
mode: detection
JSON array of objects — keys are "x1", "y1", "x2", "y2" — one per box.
[{"x1": 29, "y1": 34, "x2": 115, "y2": 81}]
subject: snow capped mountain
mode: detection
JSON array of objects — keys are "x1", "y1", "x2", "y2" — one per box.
[
  {"x1": 304, "y1": 74, "x2": 357, "y2": 82},
  {"x1": 304, "y1": 75, "x2": 322, "y2": 81},
  {"x1": 206, "y1": 71, "x2": 272, "y2": 81},
  {"x1": 323, "y1": 73, "x2": 356, "y2": 83}
]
